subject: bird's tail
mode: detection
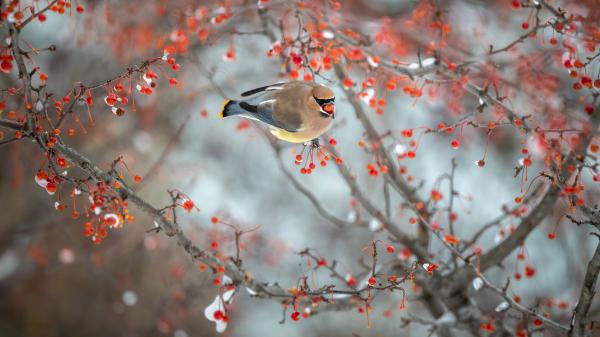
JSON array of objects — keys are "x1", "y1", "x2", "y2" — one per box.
[{"x1": 220, "y1": 99, "x2": 242, "y2": 118}]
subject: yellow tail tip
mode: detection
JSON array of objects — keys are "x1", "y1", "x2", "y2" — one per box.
[{"x1": 219, "y1": 99, "x2": 231, "y2": 119}]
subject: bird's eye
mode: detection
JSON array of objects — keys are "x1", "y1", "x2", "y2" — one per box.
[{"x1": 322, "y1": 103, "x2": 335, "y2": 114}]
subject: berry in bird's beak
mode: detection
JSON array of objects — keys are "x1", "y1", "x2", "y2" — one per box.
[{"x1": 321, "y1": 103, "x2": 335, "y2": 118}]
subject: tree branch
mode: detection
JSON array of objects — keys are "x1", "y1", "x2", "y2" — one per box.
[
  {"x1": 0, "y1": 118, "x2": 24, "y2": 131},
  {"x1": 570, "y1": 236, "x2": 600, "y2": 337},
  {"x1": 332, "y1": 62, "x2": 432, "y2": 248},
  {"x1": 479, "y1": 109, "x2": 600, "y2": 272},
  {"x1": 268, "y1": 136, "x2": 364, "y2": 228}
]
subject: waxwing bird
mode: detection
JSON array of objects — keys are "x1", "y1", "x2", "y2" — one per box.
[{"x1": 220, "y1": 81, "x2": 336, "y2": 143}]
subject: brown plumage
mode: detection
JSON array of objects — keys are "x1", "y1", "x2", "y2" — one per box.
[{"x1": 220, "y1": 81, "x2": 336, "y2": 143}]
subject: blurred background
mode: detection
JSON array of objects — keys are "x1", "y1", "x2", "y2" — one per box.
[{"x1": 0, "y1": 0, "x2": 598, "y2": 336}]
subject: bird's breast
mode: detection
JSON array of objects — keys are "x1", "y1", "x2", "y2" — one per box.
[{"x1": 270, "y1": 117, "x2": 332, "y2": 143}]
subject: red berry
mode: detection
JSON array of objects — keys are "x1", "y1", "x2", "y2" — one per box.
[
  {"x1": 46, "y1": 181, "x2": 57, "y2": 194},
  {"x1": 343, "y1": 78, "x2": 353, "y2": 88},
  {"x1": 104, "y1": 94, "x2": 117, "y2": 106},
  {"x1": 582, "y1": 76, "x2": 593, "y2": 86},
  {"x1": 0, "y1": 60, "x2": 12, "y2": 73},
  {"x1": 290, "y1": 311, "x2": 300, "y2": 321},
  {"x1": 182, "y1": 199, "x2": 195, "y2": 212},
  {"x1": 57, "y1": 157, "x2": 66, "y2": 167},
  {"x1": 213, "y1": 310, "x2": 224, "y2": 320},
  {"x1": 524, "y1": 265, "x2": 536, "y2": 278},
  {"x1": 521, "y1": 22, "x2": 529, "y2": 29}
]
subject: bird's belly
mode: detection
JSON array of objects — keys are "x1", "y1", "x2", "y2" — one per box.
[{"x1": 270, "y1": 123, "x2": 331, "y2": 143}]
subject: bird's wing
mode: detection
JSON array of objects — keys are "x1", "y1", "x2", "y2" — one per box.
[
  {"x1": 254, "y1": 99, "x2": 302, "y2": 132},
  {"x1": 240, "y1": 83, "x2": 286, "y2": 97},
  {"x1": 237, "y1": 81, "x2": 307, "y2": 132},
  {"x1": 270, "y1": 83, "x2": 308, "y2": 131}
]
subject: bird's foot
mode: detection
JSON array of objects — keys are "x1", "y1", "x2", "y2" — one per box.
[
  {"x1": 309, "y1": 138, "x2": 320, "y2": 149},
  {"x1": 295, "y1": 138, "x2": 335, "y2": 175}
]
